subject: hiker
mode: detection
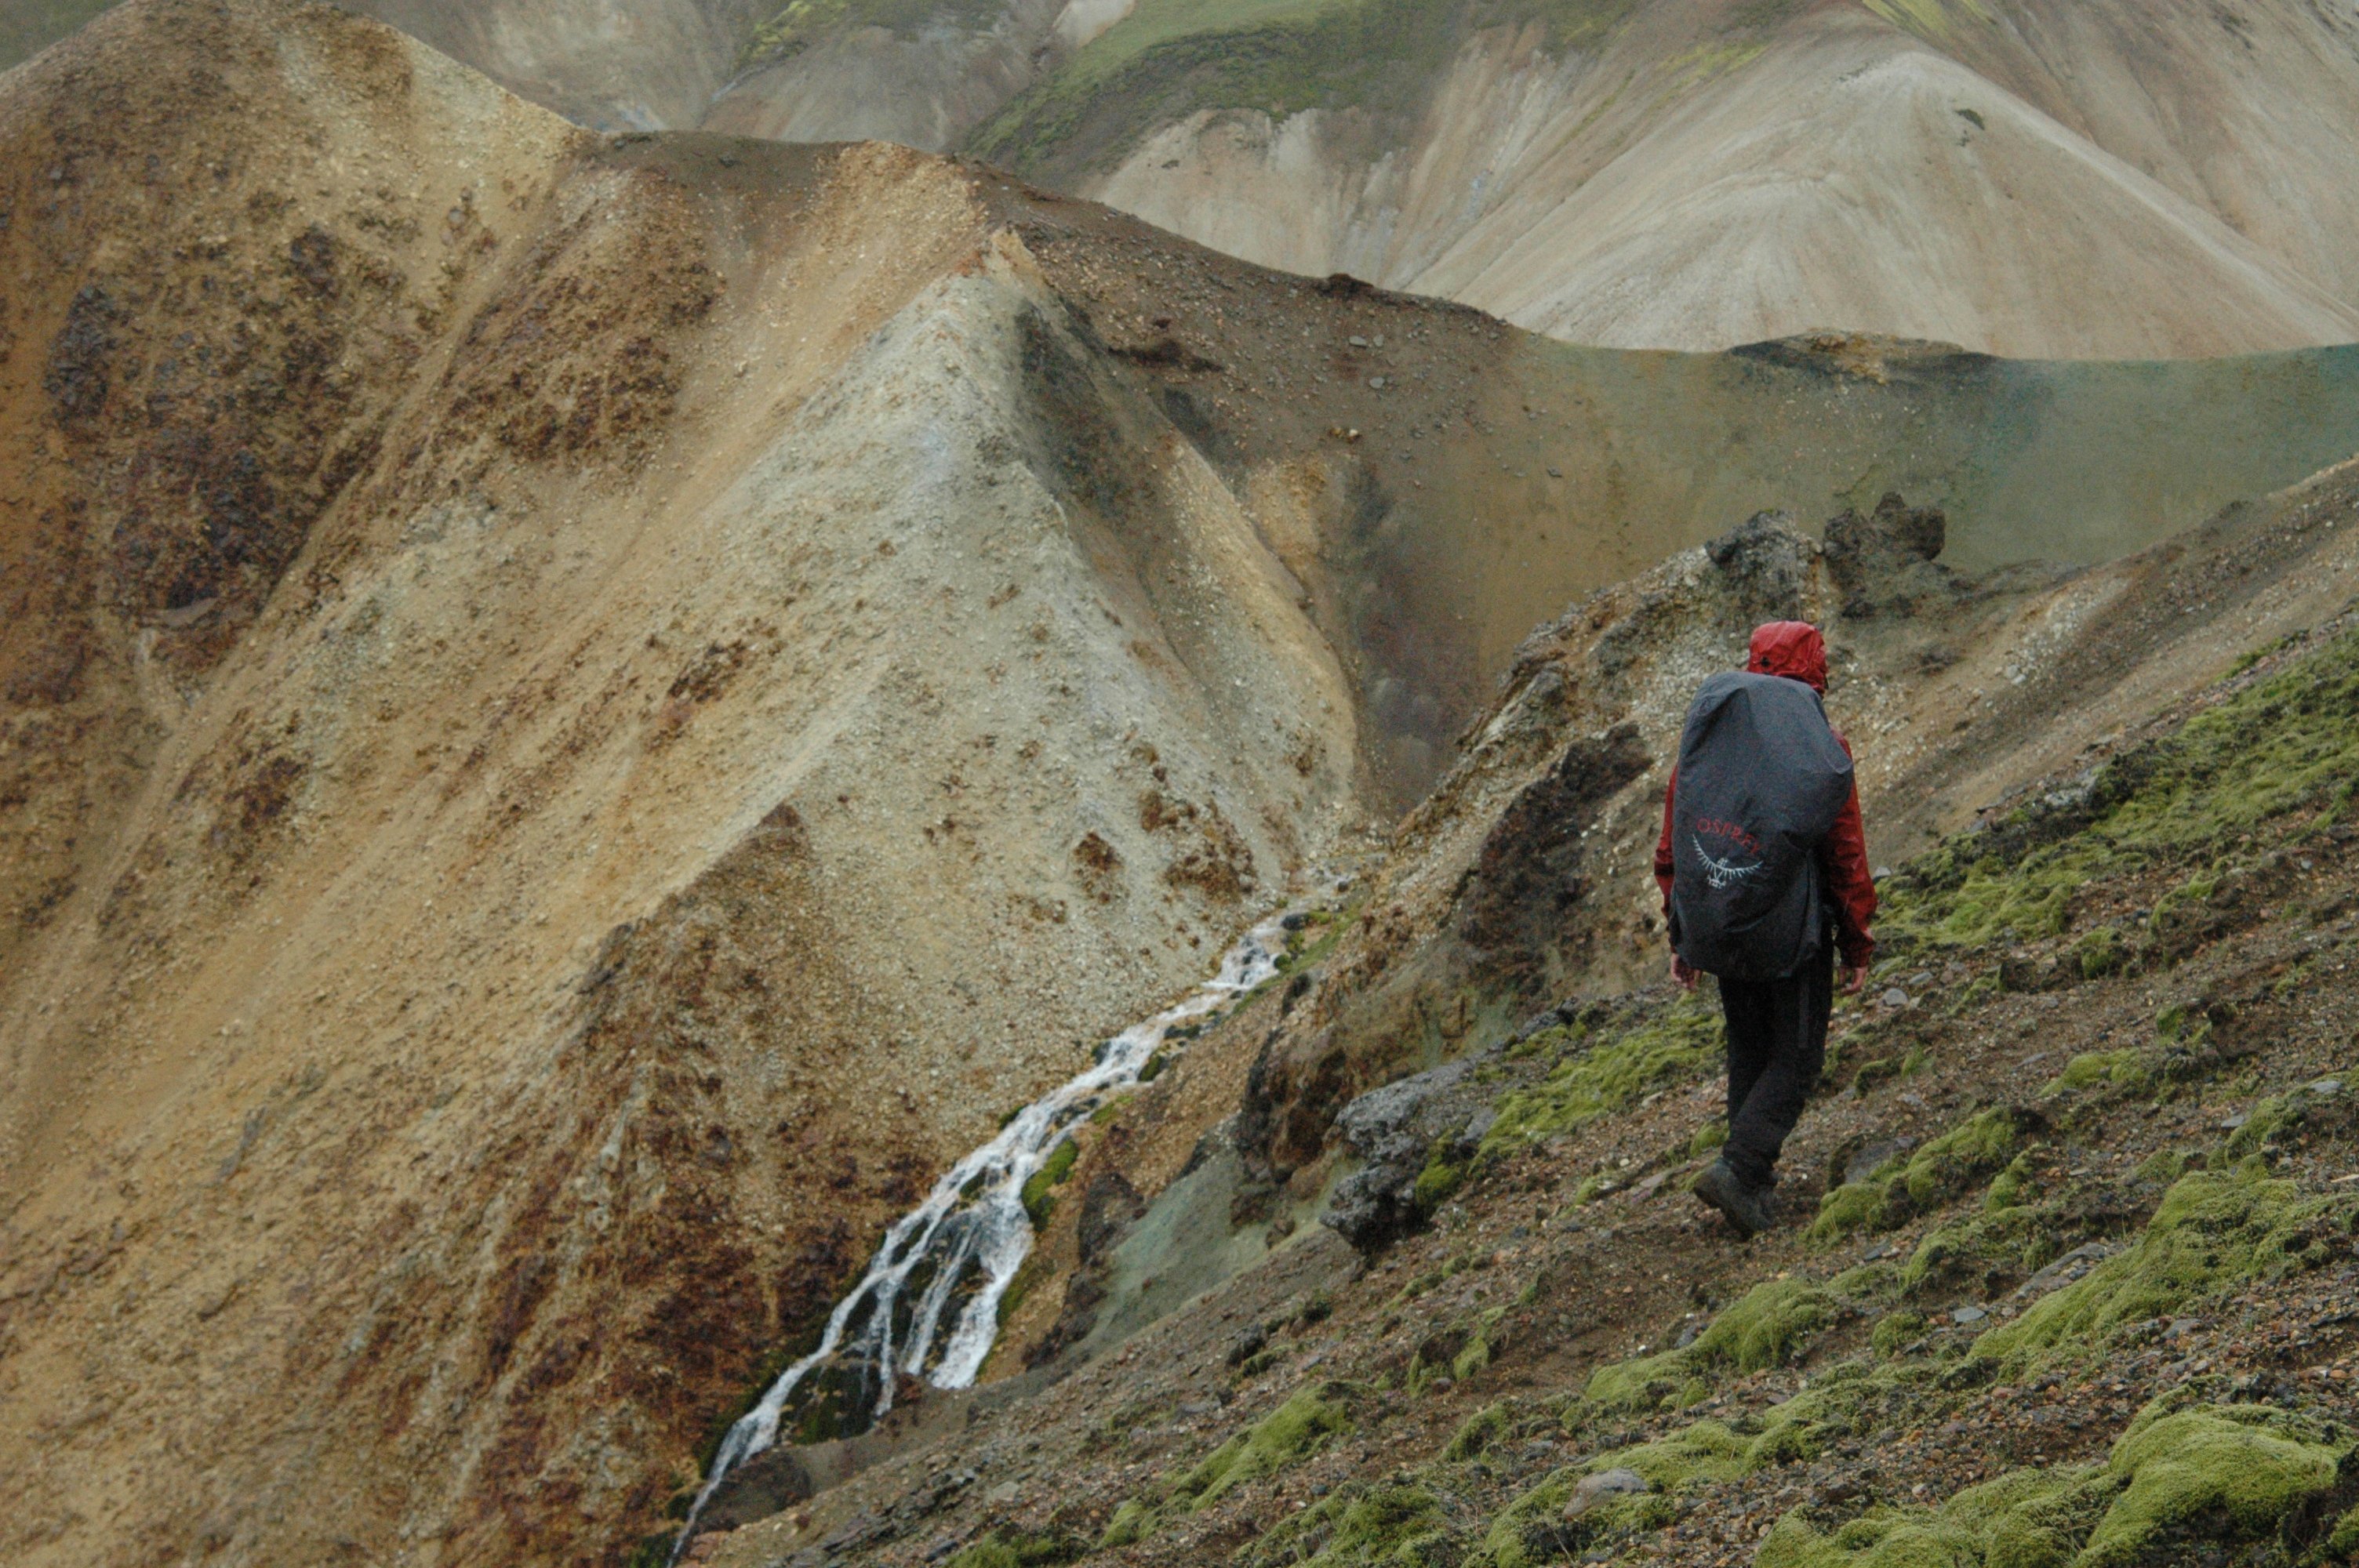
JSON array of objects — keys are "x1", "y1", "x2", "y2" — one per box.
[{"x1": 1653, "y1": 621, "x2": 1874, "y2": 1236}]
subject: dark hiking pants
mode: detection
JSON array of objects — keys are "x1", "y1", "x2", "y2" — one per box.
[{"x1": 1717, "y1": 938, "x2": 1834, "y2": 1190}]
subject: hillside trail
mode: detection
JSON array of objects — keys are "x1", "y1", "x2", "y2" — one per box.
[
  {"x1": 5, "y1": 8, "x2": 2359, "y2": 1568},
  {"x1": 690, "y1": 461, "x2": 2359, "y2": 1568}
]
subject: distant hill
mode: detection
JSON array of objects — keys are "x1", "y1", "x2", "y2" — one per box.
[{"x1": 15, "y1": 2, "x2": 2357, "y2": 358}]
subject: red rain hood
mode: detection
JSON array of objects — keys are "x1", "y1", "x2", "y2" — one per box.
[{"x1": 1748, "y1": 621, "x2": 1828, "y2": 693}]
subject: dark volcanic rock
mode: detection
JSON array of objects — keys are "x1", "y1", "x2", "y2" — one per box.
[
  {"x1": 1823, "y1": 492, "x2": 1958, "y2": 619},
  {"x1": 1321, "y1": 1057, "x2": 1490, "y2": 1252},
  {"x1": 700, "y1": 1443, "x2": 815, "y2": 1531}
]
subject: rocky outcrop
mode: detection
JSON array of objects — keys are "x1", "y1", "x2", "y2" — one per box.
[{"x1": 1824, "y1": 492, "x2": 1957, "y2": 620}]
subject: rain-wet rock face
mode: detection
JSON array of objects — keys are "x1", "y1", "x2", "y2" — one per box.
[
  {"x1": 1455, "y1": 724, "x2": 1652, "y2": 987},
  {"x1": 1824, "y1": 492, "x2": 1957, "y2": 619},
  {"x1": 1322, "y1": 1057, "x2": 1492, "y2": 1254}
]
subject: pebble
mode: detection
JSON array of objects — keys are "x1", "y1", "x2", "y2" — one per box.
[
  {"x1": 1881, "y1": 988, "x2": 1911, "y2": 1008},
  {"x1": 1952, "y1": 1305, "x2": 1989, "y2": 1324}
]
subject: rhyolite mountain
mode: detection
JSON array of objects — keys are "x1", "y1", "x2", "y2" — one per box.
[{"x1": 9, "y1": 0, "x2": 2359, "y2": 356}]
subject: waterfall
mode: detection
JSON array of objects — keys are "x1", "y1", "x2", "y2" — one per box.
[{"x1": 670, "y1": 895, "x2": 1327, "y2": 1556}]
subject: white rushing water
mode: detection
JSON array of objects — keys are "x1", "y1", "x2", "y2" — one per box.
[{"x1": 673, "y1": 898, "x2": 1314, "y2": 1554}]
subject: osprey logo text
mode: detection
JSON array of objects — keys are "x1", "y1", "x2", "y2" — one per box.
[{"x1": 1692, "y1": 835, "x2": 1765, "y2": 889}]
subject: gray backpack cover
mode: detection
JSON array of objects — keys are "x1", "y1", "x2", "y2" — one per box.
[{"x1": 1669, "y1": 672, "x2": 1854, "y2": 981}]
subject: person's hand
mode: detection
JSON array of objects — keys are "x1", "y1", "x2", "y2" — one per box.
[
  {"x1": 1671, "y1": 954, "x2": 1699, "y2": 993},
  {"x1": 1842, "y1": 964, "x2": 1870, "y2": 996}
]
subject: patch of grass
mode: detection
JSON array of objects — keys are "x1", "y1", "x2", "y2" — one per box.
[
  {"x1": 1897, "y1": 1203, "x2": 2053, "y2": 1298},
  {"x1": 1968, "y1": 1166, "x2": 2357, "y2": 1376},
  {"x1": 2087, "y1": 1402, "x2": 2349, "y2": 1565},
  {"x1": 1754, "y1": 1400, "x2": 2351, "y2": 1566},
  {"x1": 0, "y1": 0, "x2": 118, "y2": 73},
  {"x1": 2219, "y1": 1074, "x2": 2350, "y2": 1163},
  {"x1": 2044, "y1": 1048, "x2": 2146, "y2": 1095},
  {"x1": 1754, "y1": 1462, "x2": 2116, "y2": 1566},
  {"x1": 1479, "y1": 998, "x2": 1723, "y2": 1156},
  {"x1": 1442, "y1": 1401, "x2": 1513, "y2": 1462},
  {"x1": 1878, "y1": 623, "x2": 2359, "y2": 959},
  {"x1": 969, "y1": 0, "x2": 1642, "y2": 175},
  {"x1": 1857, "y1": 0, "x2": 1997, "y2": 40},
  {"x1": 1110, "y1": 1380, "x2": 1358, "y2": 1545},
  {"x1": 1811, "y1": 1107, "x2": 2026, "y2": 1243},
  {"x1": 1244, "y1": 1482, "x2": 1450, "y2": 1566},
  {"x1": 2074, "y1": 924, "x2": 2128, "y2": 979},
  {"x1": 941, "y1": 1530, "x2": 1085, "y2": 1568},
  {"x1": 1020, "y1": 1137, "x2": 1080, "y2": 1229},
  {"x1": 739, "y1": 0, "x2": 1009, "y2": 67},
  {"x1": 1410, "y1": 1138, "x2": 1470, "y2": 1217},
  {"x1": 1583, "y1": 1268, "x2": 1893, "y2": 1411},
  {"x1": 1467, "y1": 1465, "x2": 1674, "y2": 1568},
  {"x1": 1870, "y1": 1309, "x2": 1927, "y2": 1358}
]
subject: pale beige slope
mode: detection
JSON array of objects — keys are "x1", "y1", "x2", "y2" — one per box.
[
  {"x1": 1412, "y1": 14, "x2": 2359, "y2": 355},
  {"x1": 700, "y1": 0, "x2": 1068, "y2": 149},
  {"x1": 1092, "y1": 0, "x2": 2359, "y2": 355},
  {"x1": 1927, "y1": 0, "x2": 2359, "y2": 313},
  {"x1": 54, "y1": 0, "x2": 2350, "y2": 358},
  {"x1": 347, "y1": 0, "x2": 770, "y2": 129}
]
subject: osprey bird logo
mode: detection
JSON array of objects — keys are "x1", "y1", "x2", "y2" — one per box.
[{"x1": 1692, "y1": 835, "x2": 1764, "y2": 890}]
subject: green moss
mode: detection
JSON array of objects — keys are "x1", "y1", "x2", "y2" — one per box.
[
  {"x1": 1984, "y1": 1152, "x2": 2037, "y2": 1211},
  {"x1": 2084, "y1": 1403, "x2": 2346, "y2": 1565},
  {"x1": 2325, "y1": 1503, "x2": 2359, "y2": 1559},
  {"x1": 1970, "y1": 1167, "x2": 2355, "y2": 1374},
  {"x1": 1878, "y1": 623, "x2": 2359, "y2": 960},
  {"x1": 1097, "y1": 1497, "x2": 1154, "y2": 1549},
  {"x1": 1584, "y1": 1271, "x2": 1889, "y2": 1410},
  {"x1": 1755, "y1": 1463, "x2": 2114, "y2": 1567},
  {"x1": 1020, "y1": 1137, "x2": 1080, "y2": 1228},
  {"x1": 1442, "y1": 1402, "x2": 1513, "y2": 1462},
  {"x1": 941, "y1": 1530, "x2": 1084, "y2": 1568},
  {"x1": 1410, "y1": 1140, "x2": 1470, "y2": 1216},
  {"x1": 2219, "y1": 1074, "x2": 2347, "y2": 1162},
  {"x1": 2073, "y1": 925, "x2": 2128, "y2": 980},
  {"x1": 1870, "y1": 1310, "x2": 1928, "y2": 1358},
  {"x1": 1812, "y1": 1109, "x2": 2025, "y2": 1243},
  {"x1": 1757, "y1": 1399, "x2": 2352, "y2": 1566},
  {"x1": 1169, "y1": 1382, "x2": 1354, "y2": 1508},
  {"x1": 2044, "y1": 1049, "x2": 2147, "y2": 1096},
  {"x1": 1899, "y1": 1205, "x2": 2052, "y2": 1298},
  {"x1": 1245, "y1": 1482, "x2": 1449, "y2": 1566},
  {"x1": 1103, "y1": 1386, "x2": 1356, "y2": 1551},
  {"x1": 1479, "y1": 999, "x2": 1723, "y2": 1156},
  {"x1": 1467, "y1": 1463, "x2": 1674, "y2": 1568}
]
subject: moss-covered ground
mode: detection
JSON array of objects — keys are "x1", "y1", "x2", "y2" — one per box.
[{"x1": 711, "y1": 623, "x2": 2359, "y2": 1568}]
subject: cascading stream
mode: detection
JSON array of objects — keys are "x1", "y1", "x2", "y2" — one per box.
[{"x1": 671, "y1": 895, "x2": 1328, "y2": 1556}]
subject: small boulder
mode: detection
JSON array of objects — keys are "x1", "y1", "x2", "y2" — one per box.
[{"x1": 1564, "y1": 1468, "x2": 1650, "y2": 1519}]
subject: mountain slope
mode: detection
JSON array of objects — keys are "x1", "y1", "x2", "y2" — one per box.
[
  {"x1": 737, "y1": 0, "x2": 2359, "y2": 356},
  {"x1": 694, "y1": 453, "x2": 2359, "y2": 1568},
  {"x1": 3, "y1": 6, "x2": 2358, "y2": 1567},
  {"x1": 15, "y1": 0, "x2": 2359, "y2": 358}
]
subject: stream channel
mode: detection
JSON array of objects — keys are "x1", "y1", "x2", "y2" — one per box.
[{"x1": 674, "y1": 895, "x2": 1332, "y2": 1555}]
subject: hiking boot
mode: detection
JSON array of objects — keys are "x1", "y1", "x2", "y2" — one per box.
[{"x1": 1693, "y1": 1158, "x2": 1775, "y2": 1238}]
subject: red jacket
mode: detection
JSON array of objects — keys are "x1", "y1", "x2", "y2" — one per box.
[{"x1": 1652, "y1": 622, "x2": 1876, "y2": 968}]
